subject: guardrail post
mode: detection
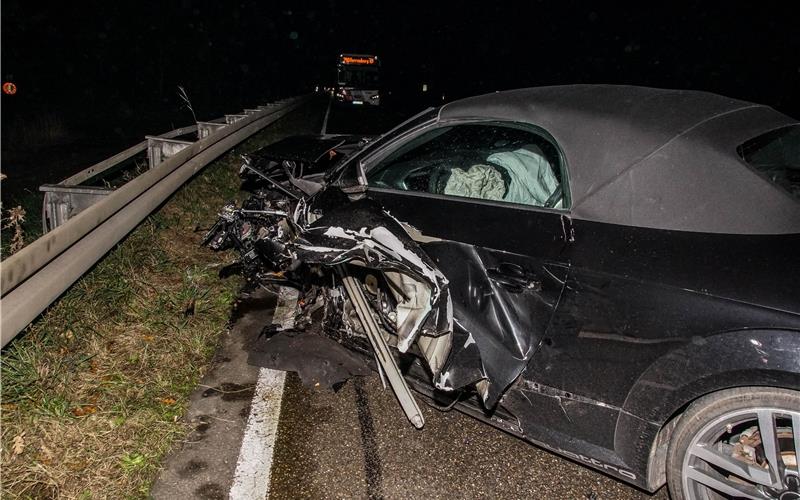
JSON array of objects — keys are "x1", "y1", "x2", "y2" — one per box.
[
  {"x1": 225, "y1": 114, "x2": 247, "y2": 124},
  {"x1": 40, "y1": 186, "x2": 113, "y2": 232},
  {"x1": 146, "y1": 136, "x2": 194, "y2": 169},
  {"x1": 196, "y1": 121, "x2": 227, "y2": 139}
]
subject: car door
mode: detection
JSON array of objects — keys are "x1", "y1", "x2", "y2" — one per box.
[{"x1": 361, "y1": 120, "x2": 573, "y2": 407}]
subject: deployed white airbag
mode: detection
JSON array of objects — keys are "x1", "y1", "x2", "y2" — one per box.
[
  {"x1": 488, "y1": 147, "x2": 560, "y2": 207},
  {"x1": 443, "y1": 163, "x2": 506, "y2": 200}
]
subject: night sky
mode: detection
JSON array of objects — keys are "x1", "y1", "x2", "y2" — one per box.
[{"x1": 3, "y1": 1, "x2": 800, "y2": 139}]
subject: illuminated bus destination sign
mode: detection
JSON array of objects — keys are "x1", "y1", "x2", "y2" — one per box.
[{"x1": 340, "y1": 55, "x2": 376, "y2": 66}]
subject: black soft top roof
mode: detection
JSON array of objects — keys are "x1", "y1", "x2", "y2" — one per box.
[{"x1": 439, "y1": 85, "x2": 799, "y2": 234}]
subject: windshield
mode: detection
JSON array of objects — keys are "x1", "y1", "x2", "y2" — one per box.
[
  {"x1": 737, "y1": 124, "x2": 800, "y2": 201},
  {"x1": 327, "y1": 107, "x2": 439, "y2": 185},
  {"x1": 337, "y1": 68, "x2": 380, "y2": 87}
]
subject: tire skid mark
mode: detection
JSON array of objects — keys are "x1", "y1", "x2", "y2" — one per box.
[{"x1": 354, "y1": 377, "x2": 384, "y2": 500}]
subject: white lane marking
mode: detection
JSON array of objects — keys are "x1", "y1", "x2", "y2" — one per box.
[
  {"x1": 230, "y1": 286, "x2": 297, "y2": 499},
  {"x1": 229, "y1": 368, "x2": 286, "y2": 500},
  {"x1": 320, "y1": 95, "x2": 333, "y2": 135}
]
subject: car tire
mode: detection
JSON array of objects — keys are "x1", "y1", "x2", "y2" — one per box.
[{"x1": 666, "y1": 386, "x2": 800, "y2": 500}]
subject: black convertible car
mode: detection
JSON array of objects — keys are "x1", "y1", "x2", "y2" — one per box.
[{"x1": 205, "y1": 85, "x2": 800, "y2": 500}]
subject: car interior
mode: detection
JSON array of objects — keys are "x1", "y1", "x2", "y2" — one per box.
[{"x1": 367, "y1": 123, "x2": 566, "y2": 208}]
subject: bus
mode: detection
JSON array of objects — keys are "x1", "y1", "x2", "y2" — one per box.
[{"x1": 335, "y1": 54, "x2": 380, "y2": 106}]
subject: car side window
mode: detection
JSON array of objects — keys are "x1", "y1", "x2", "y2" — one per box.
[{"x1": 367, "y1": 123, "x2": 568, "y2": 209}]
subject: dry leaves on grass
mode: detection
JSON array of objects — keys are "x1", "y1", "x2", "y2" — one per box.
[
  {"x1": 37, "y1": 445, "x2": 55, "y2": 465},
  {"x1": 11, "y1": 432, "x2": 26, "y2": 458},
  {"x1": 71, "y1": 405, "x2": 98, "y2": 417},
  {"x1": 3, "y1": 205, "x2": 27, "y2": 254}
]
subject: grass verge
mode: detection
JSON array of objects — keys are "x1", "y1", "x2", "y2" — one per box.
[{"x1": 0, "y1": 100, "x2": 323, "y2": 499}]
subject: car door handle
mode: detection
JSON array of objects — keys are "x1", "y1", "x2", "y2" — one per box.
[{"x1": 487, "y1": 262, "x2": 542, "y2": 293}]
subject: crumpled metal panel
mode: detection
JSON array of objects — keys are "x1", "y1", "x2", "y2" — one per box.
[
  {"x1": 423, "y1": 242, "x2": 567, "y2": 407},
  {"x1": 292, "y1": 196, "x2": 452, "y2": 352},
  {"x1": 205, "y1": 181, "x2": 566, "y2": 412}
]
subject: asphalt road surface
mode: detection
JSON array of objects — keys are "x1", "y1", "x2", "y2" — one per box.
[
  {"x1": 269, "y1": 373, "x2": 669, "y2": 500},
  {"x1": 152, "y1": 98, "x2": 670, "y2": 500},
  {"x1": 323, "y1": 96, "x2": 418, "y2": 136}
]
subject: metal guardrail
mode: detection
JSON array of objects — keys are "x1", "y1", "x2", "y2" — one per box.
[
  {"x1": 1, "y1": 95, "x2": 312, "y2": 347},
  {"x1": 37, "y1": 125, "x2": 202, "y2": 232}
]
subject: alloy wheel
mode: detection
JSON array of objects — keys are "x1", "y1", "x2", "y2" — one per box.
[{"x1": 682, "y1": 407, "x2": 800, "y2": 499}]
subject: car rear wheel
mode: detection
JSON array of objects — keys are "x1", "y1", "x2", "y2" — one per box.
[{"x1": 667, "y1": 387, "x2": 800, "y2": 500}]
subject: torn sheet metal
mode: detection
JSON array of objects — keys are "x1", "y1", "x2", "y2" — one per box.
[
  {"x1": 204, "y1": 187, "x2": 451, "y2": 419},
  {"x1": 423, "y1": 242, "x2": 567, "y2": 407},
  {"x1": 292, "y1": 199, "x2": 451, "y2": 353},
  {"x1": 204, "y1": 167, "x2": 558, "y2": 423},
  {"x1": 272, "y1": 286, "x2": 300, "y2": 330}
]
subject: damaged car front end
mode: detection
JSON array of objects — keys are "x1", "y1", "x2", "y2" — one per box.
[{"x1": 204, "y1": 178, "x2": 475, "y2": 429}]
